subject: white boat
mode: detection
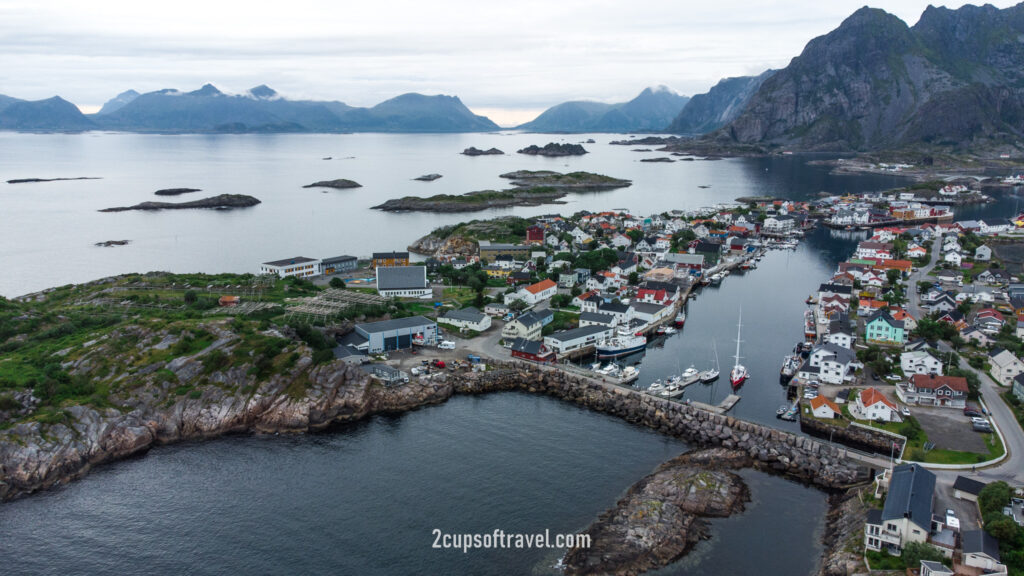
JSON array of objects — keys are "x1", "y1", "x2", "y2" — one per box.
[
  {"x1": 730, "y1": 311, "x2": 748, "y2": 388},
  {"x1": 647, "y1": 380, "x2": 665, "y2": 394},
  {"x1": 618, "y1": 366, "x2": 640, "y2": 384},
  {"x1": 589, "y1": 361, "x2": 603, "y2": 371},
  {"x1": 596, "y1": 331, "x2": 647, "y2": 359},
  {"x1": 680, "y1": 365, "x2": 701, "y2": 386},
  {"x1": 709, "y1": 273, "x2": 723, "y2": 285},
  {"x1": 663, "y1": 326, "x2": 677, "y2": 335},
  {"x1": 700, "y1": 340, "x2": 721, "y2": 383},
  {"x1": 659, "y1": 384, "x2": 685, "y2": 399}
]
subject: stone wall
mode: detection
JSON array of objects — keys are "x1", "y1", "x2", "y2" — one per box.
[{"x1": 801, "y1": 415, "x2": 905, "y2": 456}]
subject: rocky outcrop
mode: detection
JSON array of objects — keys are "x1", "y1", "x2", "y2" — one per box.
[
  {"x1": 99, "y1": 194, "x2": 261, "y2": 212},
  {"x1": 407, "y1": 233, "x2": 477, "y2": 258},
  {"x1": 7, "y1": 177, "x2": 100, "y2": 184},
  {"x1": 517, "y1": 142, "x2": 588, "y2": 156},
  {"x1": 499, "y1": 170, "x2": 631, "y2": 190},
  {"x1": 461, "y1": 147, "x2": 503, "y2": 156},
  {"x1": 302, "y1": 179, "x2": 361, "y2": 189},
  {"x1": 817, "y1": 488, "x2": 870, "y2": 576},
  {"x1": 154, "y1": 188, "x2": 201, "y2": 196},
  {"x1": 666, "y1": 71, "x2": 775, "y2": 135},
  {"x1": 640, "y1": 157, "x2": 674, "y2": 163},
  {"x1": 413, "y1": 174, "x2": 442, "y2": 181},
  {"x1": 563, "y1": 448, "x2": 751, "y2": 576},
  {"x1": 94, "y1": 240, "x2": 129, "y2": 247}
]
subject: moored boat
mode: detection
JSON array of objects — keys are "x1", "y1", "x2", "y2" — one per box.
[
  {"x1": 674, "y1": 311, "x2": 686, "y2": 326},
  {"x1": 803, "y1": 309, "x2": 816, "y2": 341},
  {"x1": 679, "y1": 365, "x2": 701, "y2": 386},
  {"x1": 618, "y1": 365, "x2": 640, "y2": 384},
  {"x1": 596, "y1": 331, "x2": 647, "y2": 359},
  {"x1": 779, "y1": 354, "x2": 802, "y2": 383},
  {"x1": 730, "y1": 312, "x2": 748, "y2": 388}
]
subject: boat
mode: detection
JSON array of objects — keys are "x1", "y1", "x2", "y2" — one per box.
[
  {"x1": 805, "y1": 295, "x2": 817, "y2": 305},
  {"x1": 776, "y1": 405, "x2": 789, "y2": 417},
  {"x1": 779, "y1": 354, "x2": 802, "y2": 383},
  {"x1": 647, "y1": 380, "x2": 665, "y2": 394},
  {"x1": 700, "y1": 339, "x2": 721, "y2": 383},
  {"x1": 680, "y1": 365, "x2": 701, "y2": 386},
  {"x1": 589, "y1": 361, "x2": 603, "y2": 371},
  {"x1": 803, "y1": 309, "x2": 817, "y2": 341},
  {"x1": 595, "y1": 363, "x2": 620, "y2": 376},
  {"x1": 709, "y1": 273, "x2": 723, "y2": 285},
  {"x1": 730, "y1": 312, "x2": 748, "y2": 388},
  {"x1": 596, "y1": 330, "x2": 647, "y2": 359},
  {"x1": 663, "y1": 326, "x2": 677, "y2": 335},
  {"x1": 779, "y1": 403, "x2": 799, "y2": 421},
  {"x1": 674, "y1": 311, "x2": 686, "y2": 326},
  {"x1": 656, "y1": 326, "x2": 667, "y2": 335},
  {"x1": 659, "y1": 383, "x2": 685, "y2": 399},
  {"x1": 618, "y1": 365, "x2": 640, "y2": 384}
]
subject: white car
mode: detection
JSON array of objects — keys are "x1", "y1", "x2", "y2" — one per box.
[
  {"x1": 438, "y1": 340, "x2": 456, "y2": 350},
  {"x1": 900, "y1": 406, "x2": 911, "y2": 417}
]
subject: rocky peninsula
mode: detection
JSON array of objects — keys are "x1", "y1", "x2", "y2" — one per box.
[
  {"x1": 302, "y1": 178, "x2": 362, "y2": 189},
  {"x1": 99, "y1": 194, "x2": 261, "y2": 212},
  {"x1": 371, "y1": 171, "x2": 630, "y2": 213},
  {"x1": 517, "y1": 142, "x2": 588, "y2": 156},
  {"x1": 154, "y1": 188, "x2": 201, "y2": 196},
  {"x1": 461, "y1": 147, "x2": 504, "y2": 156},
  {"x1": 640, "y1": 157, "x2": 674, "y2": 163},
  {"x1": 413, "y1": 173, "x2": 442, "y2": 181}
]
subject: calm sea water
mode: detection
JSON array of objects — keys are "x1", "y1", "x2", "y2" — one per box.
[{"x1": 0, "y1": 393, "x2": 827, "y2": 576}]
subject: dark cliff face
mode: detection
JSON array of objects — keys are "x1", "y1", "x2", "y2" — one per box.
[
  {"x1": 667, "y1": 71, "x2": 774, "y2": 135},
  {"x1": 722, "y1": 3, "x2": 1024, "y2": 151}
]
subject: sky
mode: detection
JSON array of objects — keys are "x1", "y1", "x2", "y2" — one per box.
[{"x1": 0, "y1": 0, "x2": 1020, "y2": 126}]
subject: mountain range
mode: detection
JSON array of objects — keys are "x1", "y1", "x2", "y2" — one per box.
[
  {"x1": 517, "y1": 86, "x2": 690, "y2": 132},
  {"x1": 666, "y1": 71, "x2": 774, "y2": 135},
  {"x1": 0, "y1": 85, "x2": 499, "y2": 133}
]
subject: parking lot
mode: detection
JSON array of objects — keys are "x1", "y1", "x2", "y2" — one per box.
[{"x1": 912, "y1": 406, "x2": 987, "y2": 453}]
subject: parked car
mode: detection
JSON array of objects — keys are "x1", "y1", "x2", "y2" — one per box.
[
  {"x1": 871, "y1": 373, "x2": 880, "y2": 381},
  {"x1": 431, "y1": 359, "x2": 446, "y2": 368},
  {"x1": 900, "y1": 406, "x2": 911, "y2": 417},
  {"x1": 438, "y1": 340, "x2": 456, "y2": 350},
  {"x1": 972, "y1": 422, "x2": 993, "y2": 432},
  {"x1": 971, "y1": 417, "x2": 989, "y2": 425},
  {"x1": 885, "y1": 374, "x2": 902, "y2": 382},
  {"x1": 964, "y1": 406, "x2": 984, "y2": 418}
]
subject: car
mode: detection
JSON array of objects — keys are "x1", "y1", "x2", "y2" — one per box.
[
  {"x1": 438, "y1": 341, "x2": 456, "y2": 350},
  {"x1": 971, "y1": 417, "x2": 988, "y2": 425},
  {"x1": 900, "y1": 406, "x2": 911, "y2": 417},
  {"x1": 964, "y1": 407, "x2": 984, "y2": 418},
  {"x1": 871, "y1": 373, "x2": 880, "y2": 381},
  {"x1": 972, "y1": 422, "x2": 993, "y2": 432},
  {"x1": 946, "y1": 508, "x2": 956, "y2": 518},
  {"x1": 885, "y1": 374, "x2": 902, "y2": 381}
]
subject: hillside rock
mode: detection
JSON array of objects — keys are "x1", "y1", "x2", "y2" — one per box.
[
  {"x1": 461, "y1": 147, "x2": 504, "y2": 156},
  {"x1": 100, "y1": 194, "x2": 261, "y2": 212},
  {"x1": 667, "y1": 71, "x2": 774, "y2": 135},
  {"x1": 517, "y1": 142, "x2": 588, "y2": 156}
]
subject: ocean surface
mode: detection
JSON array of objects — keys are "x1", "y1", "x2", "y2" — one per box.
[{"x1": 1, "y1": 132, "x2": 1019, "y2": 575}]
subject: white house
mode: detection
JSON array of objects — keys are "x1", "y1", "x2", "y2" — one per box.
[
  {"x1": 855, "y1": 387, "x2": 902, "y2": 422},
  {"x1": 962, "y1": 530, "x2": 1008, "y2": 575},
  {"x1": 762, "y1": 215, "x2": 795, "y2": 234},
  {"x1": 826, "y1": 329, "x2": 855, "y2": 349},
  {"x1": 943, "y1": 251, "x2": 963, "y2": 266},
  {"x1": 501, "y1": 310, "x2": 546, "y2": 341},
  {"x1": 260, "y1": 256, "x2": 321, "y2": 278},
  {"x1": 864, "y1": 464, "x2": 934, "y2": 554},
  {"x1": 543, "y1": 325, "x2": 613, "y2": 355},
  {"x1": 975, "y1": 245, "x2": 992, "y2": 261},
  {"x1": 897, "y1": 374, "x2": 969, "y2": 409},
  {"x1": 810, "y1": 396, "x2": 841, "y2": 419},
  {"x1": 376, "y1": 266, "x2": 431, "y2": 298},
  {"x1": 801, "y1": 343, "x2": 860, "y2": 385},
  {"x1": 504, "y1": 278, "x2": 558, "y2": 306},
  {"x1": 989, "y1": 347, "x2": 1024, "y2": 386},
  {"x1": 900, "y1": 351, "x2": 943, "y2": 375},
  {"x1": 439, "y1": 307, "x2": 491, "y2": 332}
]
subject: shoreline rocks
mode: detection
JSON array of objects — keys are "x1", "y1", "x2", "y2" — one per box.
[
  {"x1": 517, "y1": 142, "x2": 587, "y2": 156},
  {"x1": 461, "y1": 147, "x2": 504, "y2": 156},
  {"x1": 154, "y1": 188, "x2": 201, "y2": 196},
  {"x1": 413, "y1": 173, "x2": 442, "y2": 181},
  {"x1": 640, "y1": 157, "x2": 675, "y2": 163},
  {"x1": 99, "y1": 194, "x2": 261, "y2": 212},
  {"x1": 302, "y1": 179, "x2": 361, "y2": 189},
  {"x1": 95, "y1": 240, "x2": 130, "y2": 247}
]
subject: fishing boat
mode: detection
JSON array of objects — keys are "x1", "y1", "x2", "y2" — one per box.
[
  {"x1": 730, "y1": 312, "x2": 748, "y2": 388},
  {"x1": 680, "y1": 365, "x2": 701, "y2": 386},
  {"x1": 779, "y1": 403, "x2": 799, "y2": 421},
  {"x1": 776, "y1": 405, "x2": 789, "y2": 417},
  {"x1": 674, "y1": 311, "x2": 686, "y2": 326},
  {"x1": 596, "y1": 330, "x2": 647, "y2": 359},
  {"x1": 805, "y1": 295, "x2": 817, "y2": 305},
  {"x1": 709, "y1": 273, "x2": 723, "y2": 285},
  {"x1": 779, "y1": 354, "x2": 802, "y2": 383},
  {"x1": 803, "y1": 309, "x2": 817, "y2": 341}
]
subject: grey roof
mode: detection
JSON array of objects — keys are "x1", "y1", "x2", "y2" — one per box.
[
  {"x1": 881, "y1": 464, "x2": 935, "y2": 530},
  {"x1": 336, "y1": 331, "x2": 368, "y2": 347},
  {"x1": 640, "y1": 280, "x2": 681, "y2": 293},
  {"x1": 866, "y1": 508, "x2": 883, "y2": 525},
  {"x1": 333, "y1": 345, "x2": 365, "y2": 360},
  {"x1": 963, "y1": 529, "x2": 1001, "y2": 560},
  {"x1": 816, "y1": 342, "x2": 856, "y2": 365},
  {"x1": 321, "y1": 255, "x2": 356, "y2": 265},
  {"x1": 443, "y1": 307, "x2": 486, "y2": 323},
  {"x1": 545, "y1": 325, "x2": 610, "y2": 342},
  {"x1": 510, "y1": 338, "x2": 546, "y2": 355},
  {"x1": 263, "y1": 256, "x2": 317, "y2": 267},
  {"x1": 376, "y1": 266, "x2": 428, "y2": 290},
  {"x1": 599, "y1": 301, "x2": 630, "y2": 314},
  {"x1": 631, "y1": 302, "x2": 668, "y2": 315},
  {"x1": 356, "y1": 315, "x2": 436, "y2": 334},
  {"x1": 867, "y1": 309, "x2": 904, "y2": 329},
  {"x1": 580, "y1": 312, "x2": 616, "y2": 325},
  {"x1": 818, "y1": 283, "x2": 853, "y2": 295},
  {"x1": 513, "y1": 311, "x2": 545, "y2": 328},
  {"x1": 372, "y1": 251, "x2": 409, "y2": 259},
  {"x1": 919, "y1": 561, "x2": 952, "y2": 574},
  {"x1": 952, "y1": 475, "x2": 987, "y2": 496}
]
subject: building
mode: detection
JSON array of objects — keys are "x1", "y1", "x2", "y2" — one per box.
[
  {"x1": 952, "y1": 476, "x2": 987, "y2": 502},
  {"x1": 810, "y1": 395, "x2": 841, "y2": 419},
  {"x1": 363, "y1": 364, "x2": 409, "y2": 386},
  {"x1": 479, "y1": 241, "x2": 531, "y2": 260},
  {"x1": 376, "y1": 266, "x2": 431, "y2": 298},
  {"x1": 543, "y1": 325, "x2": 613, "y2": 355},
  {"x1": 962, "y1": 530, "x2": 1007, "y2": 575},
  {"x1": 631, "y1": 302, "x2": 673, "y2": 325},
  {"x1": 260, "y1": 256, "x2": 321, "y2": 278},
  {"x1": 1015, "y1": 373, "x2": 1024, "y2": 402},
  {"x1": 510, "y1": 337, "x2": 556, "y2": 363},
  {"x1": 975, "y1": 245, "x2": 992, "y2": 261},
  {"x1": 501, "y1": 310, "x2": 546, "y2": 341},
  {"x1": 864, "y1": 463, "x2": 935, "y2": 554},
  {"x1": 484, "y1": 303, "x2": 509, "y2": 317},
  {"x1": 525, "y1": 225, "x2": 545, "y2": 245},
  {"x1": 579, "y1": 311, "x2": 618, "y2": 329},
  {"x1": 354, "y1": 316, "x2": 438, "y2": 353},
  {"x1": 801, "y1": 343, "x2": 860, "y2": 385},
  {"x1": 371, "y1": 251, "x2": 410, "y2": 269},
  {"x1": 898, "y1": 374, "x2": 968, "y2": 409},
  {"x1": 321, "y1": 255, "x2": 358, "y2": 275},
  {"x1": 865, "y1": 310, "x2": 905, "y2": 345},
  {"x1": 989, "y1": 347, "x2": 1024, "y2": 386},
  {"x1": 439, "y1": 307, "x2": 491, "y2": 332},
  {"x1": 919, "y1": 560, "x2": 953, "y2": 576},
  {"x1": 855, "y1": 387, "x2": 901, "y2": 422},
  {"x1": 900, "y1": 351, "x2": 943, "y2": 375},
  {"x1": 504, "y1": 278, "x2": 558, "y2": 306}
]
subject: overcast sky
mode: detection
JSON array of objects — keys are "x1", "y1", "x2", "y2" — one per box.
[{"x1": 0, "y1": 1, "x2": 1018, "y2": 126}]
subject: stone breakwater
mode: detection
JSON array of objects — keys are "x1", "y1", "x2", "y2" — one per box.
[{"x1": 0, "y1": 362, "x2": 868, "y2": 502}]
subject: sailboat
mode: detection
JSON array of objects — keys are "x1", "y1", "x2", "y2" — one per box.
[
  {"x1": 730, "y1": 311, "x2": 749, "y2": 388},
  {"x1": 699, "y1": 340, "x2": 720, "y2": 383}
]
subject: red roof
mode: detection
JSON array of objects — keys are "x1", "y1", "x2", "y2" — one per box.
[
  {"x1": 525, "y1": 279, "x2": 556, "y2": 294},
  {"x1": 860, "y1": 387, "x2": 898, "y2": 411},
  {"x1": 810, "y1": 395, "x2": 841, "y2": 414},
  {"x1": 910, "y1": 374, "x2": 968, "y2": 393},
  {"x1": 890, "y1": 308, "x2": 914, "y2": 322},
  {"x1": 976, "y1": 309, "x2": 1004, "y2": 321}
]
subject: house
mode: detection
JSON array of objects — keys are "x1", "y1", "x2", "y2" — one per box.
[
  {"x1": 663, "y1": 253, "x2": 705, "y2": 275},
  {"x1": 501, "y1": 310, "x2": 546, "y2": 341},
  {"x1": 864, "y1": 464, "x2": 935, "y2": 554},
  {"x1": 510, "y1": 337, "x2": 556, "y2": 363},
  {"x1": 375, "y1": 265, "x2": 431, "y2": 299},
  {"x1": 321, "y1": 255, "x2": 358, "y2": 275},
  {"x1": 928, "y1": 294, "x2": 958, "y2": 314},
  {"x1": 762, "y1": 215, "x2": 795, "y2": 234},
  {"x1": 630, "y1": 302, "x2": 673, "y2": 325},
  {"x1": 439, "y1": 307, "x2": 491, "y2": 332},
  {"x1": 907, "y1": 245, "x2": 928, "y2": 259},
  {"x1": 961, "y1": 327, "x2": 994, "y2": 347},
  {"x1": 865, "y1": 310, "x2": 905, "y2": 345},
  {"x1": 974, "y1": 308, "x2": 1005, "y2": 334},
  {"x1": 919, "y1": 560, "x2": 953, "y2": 576},
  {"x1": 900, "y1": 351, "x2": 943, "y2": 375},
  {"x1": 525, "y1": 225, "x2": 545, "y2": 245},
  {"x1": 478, "y1": 241, "x2": 532, "y2": 260},
  {"x1": 543, "y1": 325, "x2": 613, "y2": 355},
  {"x1": 975, "y1": 245, "x2": 992, "y2": 261},
  {"x1": 826, "y1": 327, "x2": 855, "y2": 349},
  {"x1": 962, "y1": 530, "x2": 1007, "y2": 575},
  {"x1": 952, "y1": 476, "x2": 987, "y2": 502},
  {"x1": 943, "y1": 251, "x2": 962, "y2": 266},
  {"x1": 484, "y1": 303, "x2": 509, "y2": 317},
  {"x1": 801, "y1": 344, "x2": 860, "y2": 384},
  {"x1": 581, "y1": 300, "x2": 634, "y2": 324},
  {"x1": 889, "y1": 308, "x2": 917, "y2": 332},
  {"x1": 579, "y1": 311, "x2": 618, "y2": 329},
  {"x1": 989, "y1": 347, "x2": 1024, "y2": 386},
  {"x1": 977, "y1": 268, "x2": 1011, "y2": 285},
  {"x1": 507, "y1": 271, "x2": 532, "y2": 285},
  {"x1": 363, "y1": 364, "x2": 409, "y2": 386},
  {"x1": 899, "y1": 374, "x2": 968, "y2": 409},
  {"x1": 558, "y1": 272, "x2": 577, "y2": 288},
  {"x1": 371, "y1": 251, "x2": 410, "y2": 269},
  {"x1": 260, "y1": 256, "x2": 321, "y2": 278},
  {"x1": 1015, "y1": 373, "x2": 1024, "y2": 402},
  {"x1": 855, "y1": 387, "x2": 902, "y2": 422},
  {"x1": 504, "y1": 278, "x2": 558, "y2": 306},
  {"x1": 353, "y1": 316, "x2": 438, "y2": 353},
  {"x1": 809, "y1": 396, "x2": 841, "y2": 419}
]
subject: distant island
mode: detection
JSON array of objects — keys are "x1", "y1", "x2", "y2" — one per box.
[
  {"x1": 517, "y1": 143, "x2": 588, "y2": 157},
  {"x1": 372, "y1": 170, "x2": 630, "y2": 212},
  {"x1": 7, "y1": 177, "x2": 101, "y2": 184},
  {"x1": 154, "y1": 188, "x2": 201, "y2": 196},
  {"x1": 100, "y1": 193, "x2": 261, "y2": 212},
  {"x1": 461, "y1": 147, "x2": 504, "y2": 156},
  {"x1": 302, "y1": 179, "x2": 362, "y2": 189},
  {"x1": 413, "y1": 174, "x2": 442, "y2": 181}
]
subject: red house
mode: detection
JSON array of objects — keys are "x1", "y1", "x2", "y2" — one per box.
[
  {"x1": 526, "y1": 225, "x2": 545, "y2": 245},
  {"x1": 510, "y1": 338, "x2": 556, "y2": 363}
]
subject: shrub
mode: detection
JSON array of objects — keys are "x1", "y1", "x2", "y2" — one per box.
[{"x1": 329, "y1": 277, "x2": 346, "y2": 289}]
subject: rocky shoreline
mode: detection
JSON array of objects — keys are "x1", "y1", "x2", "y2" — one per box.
[
  {"x1": 302, "y1": 178, "x2": 361, "y2": 189},
  {"x1": 517, "y1": 142, "x2": 588, "y2": 156},
  {"x1": 461, "y1": 146, "x2": 504, "y2": 156},
  {"x1": 99, "y1": 193, "x2": 261, "y2": 212},
  {"x1": 154, "y1": 188, "x2": 201, "y2": 196}
]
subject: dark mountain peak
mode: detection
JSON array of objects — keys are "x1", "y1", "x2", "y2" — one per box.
[
  {"x1": 247, "y1": 85, "x2": 278, "y2": 99},
  {"x1": 667, "y1": 71, "x2": 774, "y2": 135},
  {"x1": 188, "y1": 84, "x2": 223, "y2": 97}
]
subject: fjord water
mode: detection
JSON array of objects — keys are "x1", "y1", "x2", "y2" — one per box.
[
  {"x1": 0, "y1": 393, "x2": 827, "y2": 576},
  {"x1": 0, "y1": 131, "x2": 909, "y2": 297}
]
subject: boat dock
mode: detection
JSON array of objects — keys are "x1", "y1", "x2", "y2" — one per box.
[{"x1": 690, "y1": 393, "x2": 741, "y2": 415}]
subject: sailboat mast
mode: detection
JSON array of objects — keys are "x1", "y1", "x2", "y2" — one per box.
[{"x1": 733, "y1": 311, "x2": 743, "y2": 368}]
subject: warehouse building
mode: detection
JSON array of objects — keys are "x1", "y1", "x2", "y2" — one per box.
[{"x1": 354, "y1": 316, "x2": 438, "y2": 353}]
